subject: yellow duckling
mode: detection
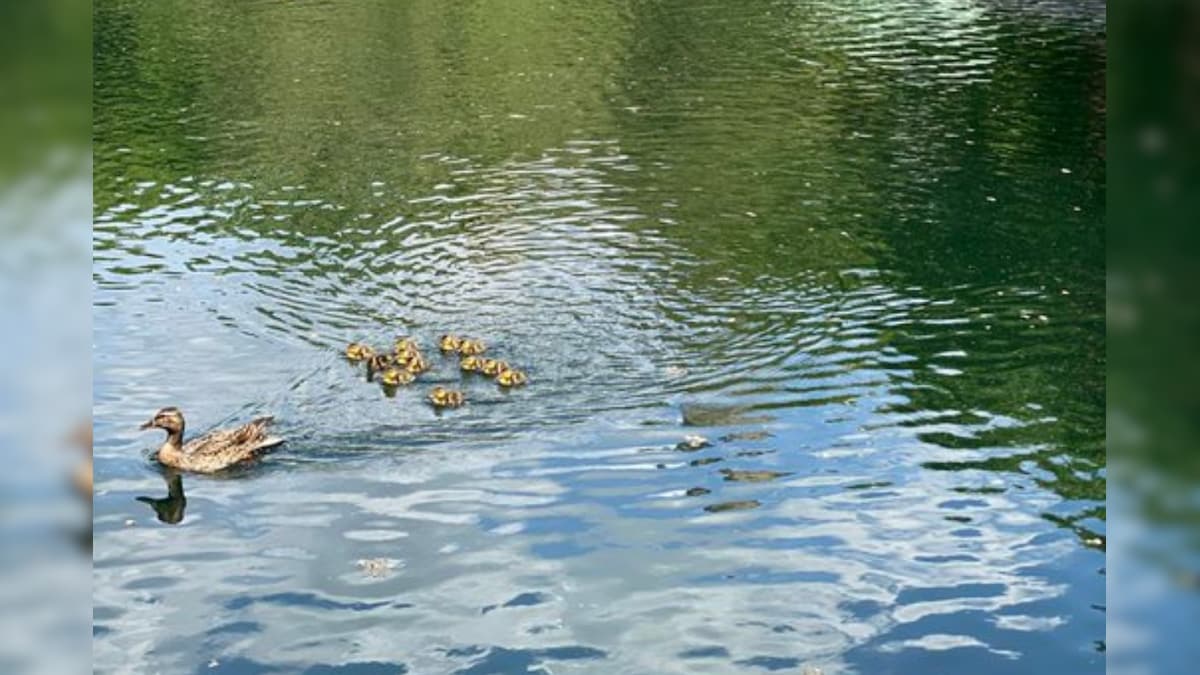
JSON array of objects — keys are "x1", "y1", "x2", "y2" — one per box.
[
  {"x1": 394, "y1": 337, "x2": 419, "y2": 355},
  {"x1": 395, "y1": 344, "x2": 423, "y2": 367},
  {"x1": 439, "y1": 334, "x2": 463, "y2": 353},
  {"x1": 380, "y1": 368, "x2": 415, "y2": 387},
  {"x1": 480, "y1": 358, "x2": 510, "y2": 376},
  {"x1": 367, "y1": 353, "x2": 394, "y2": 374},
  {"x1": 460, "y1": 355, "x2": 485, "y2": 373},
  {"x1": 345, "y1": 342, "x2": 375, "y2": 361},
  {"x1": 428, "y1": 386, "x2": 466, "y2": 408},
  {"x1": 457, "y1": 338, "x2": 487, "y2": 356},
  {"x1": 403, "y1": 353, "x2": 431, "y2": 374},
  {"x1": 496, "y1": 368, "x2": 529, "y2": 387}
]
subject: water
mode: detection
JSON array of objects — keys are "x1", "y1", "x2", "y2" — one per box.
[{"x1": 92, "y1": 1, "x2": 1106, "y2": 672}]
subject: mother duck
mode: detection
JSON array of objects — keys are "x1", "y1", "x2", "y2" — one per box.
[{"x1": 139, "y1": 407, "x2": 284, "y2": 473}]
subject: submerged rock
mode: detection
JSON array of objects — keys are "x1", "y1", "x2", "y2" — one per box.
[
  {"x1": 719, "y1": 430, "x2": 774, "y2": 442},
  {"x1": 703, "y1": 500, "x2": 761, "y2": 513},
  {"x1": 681, "y1": 403, "x2": 772, "y2": 427},
  {"x1": 685, "y1": 487, "x2": 711, "y2": 497},
  {"x1": 719, "y1": 468, "x2": 791, "y2": 483}
]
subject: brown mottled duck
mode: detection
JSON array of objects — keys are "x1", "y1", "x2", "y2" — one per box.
[{"x1": 139, "y1": 407, "x2": 284, "y2": 473}]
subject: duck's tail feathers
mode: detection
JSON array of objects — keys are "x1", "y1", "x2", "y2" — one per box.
[{"x1": 254, "y1": 436, "x2": 285, "y2": 452}]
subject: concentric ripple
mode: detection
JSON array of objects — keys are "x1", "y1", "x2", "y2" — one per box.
[{"x1": 94, "y1": 0, "x2": 1105, "y2": 672}]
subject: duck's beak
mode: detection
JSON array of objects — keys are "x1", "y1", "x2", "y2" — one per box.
[{"x1": 139, "y1": 419, "x2": 155, "y2": 430}]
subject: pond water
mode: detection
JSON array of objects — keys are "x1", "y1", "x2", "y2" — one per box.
[{"x1": 93, "y1": 1, "x2": 1106, "y2": 673}]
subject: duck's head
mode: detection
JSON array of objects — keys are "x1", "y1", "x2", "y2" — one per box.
[{"x1": 140, "y1": 407, "x2": 185, "y2": 433}]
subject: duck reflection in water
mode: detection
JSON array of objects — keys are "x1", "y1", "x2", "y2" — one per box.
[{"x1": 136, "y1": 471, "x2": 188, "y2": 524}]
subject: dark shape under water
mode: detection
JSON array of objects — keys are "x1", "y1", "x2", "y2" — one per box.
[
  {"x1": 719, "y1": 469, "x2": 791, "y2": 483},
  {"x1": 704, "y1": 500, "x2": 761, "y2": 513},
  {"x1": 719, "y1": 430, "x2": 774, "y2": 442},
  {"x1": 685, "y1": 487, "x2": 711, "y2": 497},
  {"x1": 135, "y1": 472, "x2": 187, "y2": 524},
  {"x1": 681, "y1": 404, "x2": 773, "y2": 427}
]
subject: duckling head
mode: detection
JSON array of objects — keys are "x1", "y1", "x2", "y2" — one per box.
[{"x1": 139, "y1": 407, "x2": 185, "y2": 434}]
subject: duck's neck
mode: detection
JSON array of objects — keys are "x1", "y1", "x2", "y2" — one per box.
[{"x1": 159, "y1": 429, "x2": 185, "y2": 463}]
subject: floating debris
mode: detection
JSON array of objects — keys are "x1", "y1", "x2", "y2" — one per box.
[
  {"x1": 704, "y1": 500, "x2": 761, "y2": 513},
  {"x1": 356, "y1": 558, "x2": 398, "y2": 578},
  {"x1": 719, "y1": 469, "x2": 791, "y2": 483},
  {"x1": 676, "y1": 435, "x2": 711, "y2": 452}
]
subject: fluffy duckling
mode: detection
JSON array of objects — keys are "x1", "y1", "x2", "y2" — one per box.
[
  {"x1": 380, "y1": 368, "x2": 416, "y2": 387},
  {"x1": 403, "y1": 353, "x2": 431, "y2": 374},
  {"x1": 345, "y1": 342, "x2": 375, "y2": 361},
  {"x1": 457, "y1": 338, "x2": 487, "y2": 356},
  {"x1": 139, "y1": 407, "x2": 283, "y2": 473},
  {"x1": 428, "y1": 386, "x2": 466, "y2": 408},
  {"x1": 367, "y1": 352, "x2": 395, "y2": 374},
  {"x1": 394, "y1": 337, "x2": 420, "y2": 355},
  {"x1": 439, "y1": 334, "x2": 463, "y2": 353},
  {"x1": 496, "y1": 368, "x2": 529, "y2": 387},
  {"x1": 480, "y1": 358, "x2": 510, "y2": 377},
  {"x1": 460, "y1": 355, "x2": 485, "y2": 373}
]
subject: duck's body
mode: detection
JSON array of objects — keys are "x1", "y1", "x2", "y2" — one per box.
[
  {"x1": 140, "y1": 407, "x2": 283, "y2": 473},
  {"x1": 460, "y1": 356, "x2": 484, "y2": 372},
  {"x1": 428, "y1": 386, "x2": 466, "y2": 408}
]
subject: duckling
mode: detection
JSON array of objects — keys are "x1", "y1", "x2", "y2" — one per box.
[
  {"x1": 460, "y1": 355, "x2": 485, "y2": 372},
  {"x1": 457, "y1": 338, "x2": 487, "y2": 356},
  {"x1": 139, "y1": 407, "x2": 283, "y2": 473},
  {"x1": 480, "y1": 358, "x2": 510, "y2": 377},
  {"x1": 394, "y1": 337, "x2": 419, "y2": 355},
  {"x1": 380, "y1": 368, "x2": 416, "y2": 386},
  {"x1": 345, "y1": 342, "x2": 375, "y2": 361},
  {"x1": 367, "y1": 352, "x2": 395, "y2": 374},
  {"x1": 439, "y1": 334, "x2": 464, "y2": 353},
  {"x1": 403, "y1": 353, "x2": 431, "y2": 374},
  {"x1": 428, "y1": 386, "x2": 466, "y2": 408},
  {"x1": 496, "y1": 368, "x2": 529, "y2": 387}
]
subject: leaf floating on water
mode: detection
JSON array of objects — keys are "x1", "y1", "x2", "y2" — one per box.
[
  {"x1": 719, "y1": 469, "x2": 791, "y2": 483},
  {"x1": 357, "y1": 558, "x2": 398, "y2": 578},
  {"x1": 704, "y1": 500, "x2": 761, "y2": 513}
]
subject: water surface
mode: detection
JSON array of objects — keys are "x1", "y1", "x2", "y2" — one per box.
[{"x1": 93, "y1": 1, "x2": 1106, "y2": 672}]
